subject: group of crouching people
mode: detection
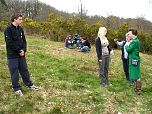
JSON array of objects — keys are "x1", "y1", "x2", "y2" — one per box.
[{"x1": 64, "y1": 34, "x2": 91, "y2": 52}]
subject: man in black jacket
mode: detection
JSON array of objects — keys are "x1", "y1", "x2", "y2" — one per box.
[{"x1": 4, "y1": 14, "x2": 38, "y2": 96}]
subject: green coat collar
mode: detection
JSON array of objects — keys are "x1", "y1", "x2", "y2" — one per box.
[{"x1": 133, "y1": 36, "x2": 137, "y2": 40}]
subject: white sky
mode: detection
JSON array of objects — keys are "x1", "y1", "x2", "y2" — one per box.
[{"x1": 39, "y1": 0, "x2": 152, "y2": 22}]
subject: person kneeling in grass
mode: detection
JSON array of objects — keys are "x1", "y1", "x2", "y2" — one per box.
[{"x1": 79, "y1": 37, "x2": 91, "y2": 52}]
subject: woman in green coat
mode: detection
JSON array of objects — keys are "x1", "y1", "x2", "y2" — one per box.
[{"x1": 125, "y1": 29, "x2": 142, "y2": 95}]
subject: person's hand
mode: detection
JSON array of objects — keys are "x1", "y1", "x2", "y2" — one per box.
[
  {"x1": 114, "y1": 38, "x2": 118, "y2": 42},
  {"x1": 126, "y1": 38, "x2": 130, "y2": 42},
  {"x1": 110, "y1": 49, "x2": 114, "y2": 55},
  {"x1": 99, "y1": 59, "x2": 102, "y2": 63},
  {"x1": 126, "y1": 36, "x2": 131, "y2": 42},
  {"x1": 19, "y1": 50, "x2": 24, "y2": 56}
]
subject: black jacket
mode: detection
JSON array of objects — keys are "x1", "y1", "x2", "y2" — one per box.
[
  {"x1": 95, "y1": 37, "x2": 111, "y2": 60},
  {"x1": 4, "y1": 24, "x2": 27, "y2": 59},
  {"x1": 82, "y1": 40, "x2": 91, "y2": 48}
]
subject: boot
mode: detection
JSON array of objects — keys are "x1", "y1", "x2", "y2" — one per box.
[{"x1": 134, "y1": 79, "x2": 142, "y2": 95}]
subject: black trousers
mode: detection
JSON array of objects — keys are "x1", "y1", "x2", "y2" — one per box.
[
  {"x1": 8, "y1": 57, "x2": 33, "y2": 91},
  {"x1": 122, "y1": 59, "x2": 129, "y2": 81}
]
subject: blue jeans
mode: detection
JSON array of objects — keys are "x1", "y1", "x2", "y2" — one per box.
[
  {"x1": 8, "y1": 57, "x2": 33, "y2": 91},
  {"x1": 80, "y1": 46, "x2": 90, "y2": 52},
  {"x1": 76, "y1": 40, "x2": 81, "y2": 48},
  {"x1": 66, "y1": 44, "x2": 74, "y2": 49}
]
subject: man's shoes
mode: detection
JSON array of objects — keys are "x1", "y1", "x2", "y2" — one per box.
[
  {"x1": 101, "y1": 83, "x2": 108, "y2": 87},
  {"x1": 136, "y1": 91, "x2": 141, "y2": 95},
  {"x1": 15, "y1": 90, "x2": 23, "y2": 96},
  {"x1": 29, "y1": 85, "x2": 39, "y2": 91}
]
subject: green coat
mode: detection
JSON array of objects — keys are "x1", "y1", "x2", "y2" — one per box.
[{"x1": 125, "y1": 36, "x2": 141, "y2": 81}]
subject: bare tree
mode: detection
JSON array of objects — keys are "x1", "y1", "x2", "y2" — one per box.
[{"x1": 0, "y1": 0, "x2": 7, "y2": 6}]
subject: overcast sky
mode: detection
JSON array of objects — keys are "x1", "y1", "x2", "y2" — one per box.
[{"x1": 39, "y1": 0, "x2": 152, "y2": 22}]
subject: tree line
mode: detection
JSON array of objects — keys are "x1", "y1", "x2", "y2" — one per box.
[{"x1": 0, "y1": 0, "x2": 152, "y2": 54}]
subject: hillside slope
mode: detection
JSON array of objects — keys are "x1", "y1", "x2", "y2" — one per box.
[{"x1": 0, "y1": 32, "x2": 152, "y2": 114}]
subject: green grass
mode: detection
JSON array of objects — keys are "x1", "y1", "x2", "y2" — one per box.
[{"x1": 0, "y1": 32, "x2": 152, "y2": 114}]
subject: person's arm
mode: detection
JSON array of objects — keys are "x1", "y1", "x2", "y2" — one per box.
[
  {"x1": 116, "y1": 41, "x2": 124, "y2": 46},
  {"x1": 85, "y1": 40, "x2": 91, "y2": 48},
  {"x1": 88, "y1": 41, "x2": 91, "y2": 48},
  {"x1": 21, "y1": 28, "x2": 27, "y2": 52},
  {"x1": 4, "y1": 27, "x2": 21, "y2": 53},
  {"x1": 108, "y1": 45, "x2": 112, "y2": 52},
  {"x1": 125, "y1": 40, "x2": 136, "y2": 53},
  {"x1": 95, "y1": 38, "x2": 102, "y2": 61},
  {"x1": 107, "y1": 45, "x2": 112, "y2": 54}
]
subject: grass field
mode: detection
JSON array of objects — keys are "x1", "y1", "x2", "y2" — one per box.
[{"x1": 0, "y1": 32, "x2": 152, "y2": 114}]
